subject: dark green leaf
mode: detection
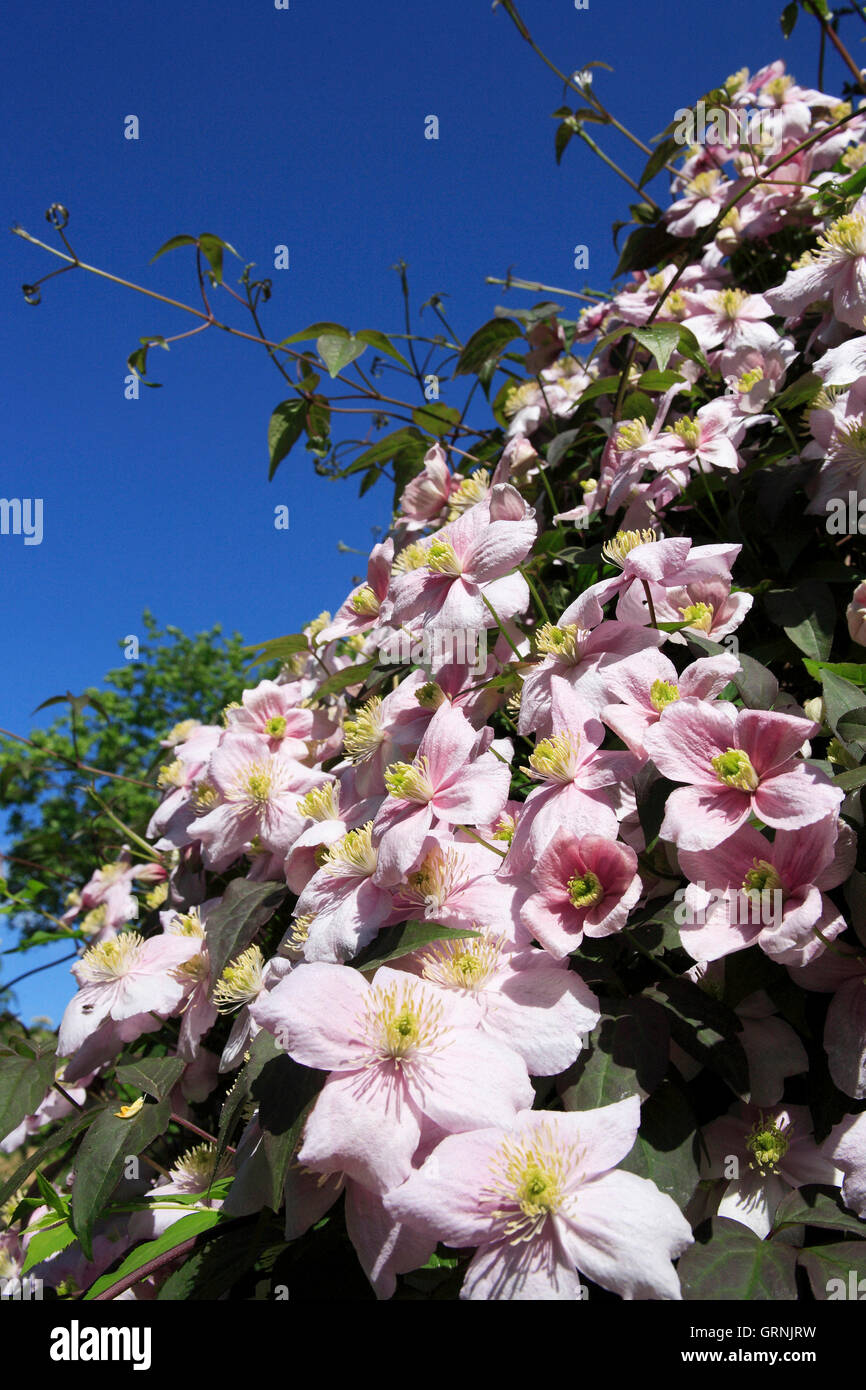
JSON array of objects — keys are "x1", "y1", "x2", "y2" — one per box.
[
  {"x1": 614, "y1": 223, "x2": 684, "y2": 277},
  {"x1": 354, "y1": 920, "x2": 481, "y2": 972},
  {"x1": 204, "y1": 878, "x2": 287, "y2": 986},
  {"x1": 150, "y1": 234, "x2": 197, "y2": 263},
  {"x1": 646, "y1": 979, "x2": 750, "y2": 1099},
  {"x1": 314, "y1": 658, "x2": 378, "y2": 698},
  {"x1": 267, "y1": 399, "x2": 307, "y2": 480},
  {"x1": 157, "y1": 1215, "x2": 266, "y2": 1299},
  {"x1": 639, "y1": 136, "x2": 680, "y2": 187},
  {"x1": 455, "y1": 319, "x2": 522, "y2": 377},
  {"x1": 115, "y1": 1056, "x2": 185, "y2": 1102},
  {"x1": 559, "y1": 997, "x2": 670, "y2": 1109},
  {"x1": 765, "y1": 581, "x2": 836, "y2": 661},
  {"x1": 678, "y1": 1217, "x2": 798, "y2": 1300},
  {"x1": 780, "y1": 2, "x2": 798, "y2": 38},
  {"x1": 771, "y1": 1185, "x2": 866, "y2": 1239},
  {"x1": 0, "y1": 1107, "x2": 105, "y2": 1210},
  {"x1": 619, "y1": 1079, "x2": 701, "y2": 1209},
  {"x1": 773, "y1": 371, "x2": 821, "y2": 411},
  {"x1": 799, "y1": 1243, "x2": 866, "y2": 1300},
  {"x1": 83, "y1": 1209, "x2": 223, "y2": 1299},
  {"x1": 0, "y1": 1047, "x2": 56, "y2": 1143},
  {"x1": 249, "y1": 1052, "x2": 327, "y2": 1211},
  {"x1": 71, "y1": 1098, "x2": 172, "y2": 1259},
  {"x1": 632, "y1": 324, "x2": 681, "y2": 372}
]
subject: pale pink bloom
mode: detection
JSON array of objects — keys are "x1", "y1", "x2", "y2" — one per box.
[
  {"x1": 517, "y1": 830, "x2": 641, "y2": 959},
  {"x1": 677, "y1": 816, "x2": 856, "y2": 966},
  {"x1": 612, "y1": 265, "x2": 719, "y2": 327},
  {"x1": 391, "y1": 832, "x2": 520, "y2": 939},
  {"x1": 681, "y1": 288, "x2": 777, "y2": 355},
  {"x1": 648, "y1": 399, "x2": 744, "y2": 475},
  {"x1": 665, "y1": 169, "x2": 733, "y2": 238},
  {"x1": 251, "y1": 962, "x2": 533, "y2": 1193},
  {"x1": 318, "y1": 539, "x2": 395, "y2": 642},
  {"x1": 506, "y1": 678, "x2": 637, "y2": 869},
  {"x1": 397, "y1": 443, "x2": 456, "y2": 531},
  {"x1": 700, "y1": 1102, "x2": 844, "y2": 1238},
  {"x1": 148, "y1": 724, "x2": 223, "y2": 850},
  {"x1": 371, "y1": 701, "x2": 511, "y2": 885},
  {"x1": 392, "y1": 924, "x2": 601, "y2": 1074},
  {"x1": 802, "y1": 374, "x2": 866, "y2": 514},
  {"x1": 192, "y1": 733, "x2": 328, "y2": 870},
  {"x1": 734, "y1": 990, "x2": 808, "y2": 1108},
  {"x1": 294, "y1": 821, "x2": 398, "y2": 963},
  {"x1": 61, "y1": 849, "x2": 165, "y2": 934},
  {"x1": 847, "y1": 580, "x2": 866, "y2": 645},
  {"x1": 618, "y1": 572, "x2": 753, "y2": 645},
  {"x1": 789, "y1": 945, "x2": 866, "y2": 1099},
  {"x1": 767, "y1": 195, "x2": 866, "y2": 331},
  {"x1": 813, "y1": 334, "x2": 866, "y2": 387},
  {"x1": 384, "y1": 1097, "x2": 693, "y2": 1300},
  {"x1": 518, "y1": 619, "x2": 665, "y2": 734},
  {"x1": 384, "y1": 484, "x2": 536, "y2": 633},
  {"x1": 333, "y1": 668, "x2": 432, "y2": 800},
  {"x1": 284, "y1": 779, "x2": 380, "y2": 894},
  {"x1": 224, "y1": 679, "x2": 333, "y2": 757},
  {"x1": 525, "y1": 318, "x2": 566, "y2": 374},
  {"x1": 492, "y1": 436, "x2": 540, "y2": 488},
  {"x1": 160, "y1": 903, "x2": 219, "y2": 1061},
  {"x1": 567, "y1": 537, "x2": 740, "y2": 631},
  {"x1": 645, "y1": 702, "x2": 842, "y2": 852},
  {"x1": 602, "y1": 649, "x2": 740, "y2": 757},
  {"x1": 57, "y1": 930, "x2": 198, "y2": 1057},
  {"x1": 218, "y1": 954, "x2": 294, "y2": 1072},
  {"x1": 824, "y1": 1112, "x2": 866, "y2": 1219}
]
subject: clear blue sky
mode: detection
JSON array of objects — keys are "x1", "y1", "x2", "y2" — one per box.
[{"x1": 1, "y1": 0, "x2": 844, "y2": 1021}]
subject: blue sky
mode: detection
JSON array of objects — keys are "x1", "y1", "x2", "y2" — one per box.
[{"x1": 0, "y1": 0, "x2": 850, "y2": 1019}]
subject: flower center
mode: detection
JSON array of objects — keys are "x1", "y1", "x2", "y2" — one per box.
[
  {"x1": 680, "y1": 601, "x2": 714, "y2": 632},
  {"x1": 416, "y1": 681, "x2": 446, "y2": 709},
  {"x1": 157, "y1": 757, "x2": 186, "y2": 790},
  {"x1": 482, "y1": 1125, "x2": 582, "y2": 1243},
  {"x1": 406, "y1": 846, "x2": 466, "y2": 911},
  {"x1": 671, "y1": 416, "x2": 701, "y2": 448},
  {"x1": 393, "y1": 540, "x2": 432, "y2": 573},
  {"x1": 567, "y1": 870, "x2": 603, "y2": 909},
  {"x1": 650, "y1": 678, "x2": 680, "y2": 713},
  {"x1": 737, "y1": 366, "x2": 764, "y2": 393},
  {"x1": 351, "y1": 584, "x2": 381, "y2": 616},
  {"x1": 362, "y1": 982, "x2": 445, "y2": 1065},
  {"x1": 745, "y1": 1115, "x2": 791, "y2": 1176},
  {"x1": 426, "y1": 539, "x2": 462, "y2": 575},
  {"x1": 615, "y1": 419, "x2": 650, "y2": 452},
  {"x1": 711, "y1": 748, "x2": 759, "y2": 792},
  {"x1": 343, "y1": 697, "x2": 384, "y2": 763},
  {"x1": 384, "y1": 755, "x2": 435, "y2": 803},
  {"x1": 447, "y1": 469, "x2": 490, "y2": 519},
  {"x1": 714, "y1": 288, "x2": 749, "y2": 320},
  {"x1": 212, "y1": 945, "x2": 264, "y2": 1013},
  {"x1": 601, "y1": 528, "x2": 657, "y2": 568},
  {"x1": 77, "y1": 931, "x2": 145, "y2": 984},
  {"x1": 264, "y1": 716, "x2": 287, "y2": 739},
  {"x1": 742, "y1": 858, "x2": 783, "y2": 898},
  {"x1": 321, "y1": 821, "x2": 377, "y2": 877},
  {"x1": 420, "y1": 931, "x2": 502, "y2": 993},
  {"x1": 528, "y1": 731, "x2": 581, "y2": 783},
  {"x1": 820, "y1": 212, "x2": 866, "y2": 258},
  {"x1": 297, "y1": 783, "x2": 340, "y2": 821},
  {"x1": 535, "y1": 623, "x2": 583, "y2": 661}
]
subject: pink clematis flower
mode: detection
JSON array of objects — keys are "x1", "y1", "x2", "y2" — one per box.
[
  {"x1": 677, "y1": 815, "x2": 856, "y2": 966},
  {"x1": 767, "y1": 197, "x2": 866, "y2": 331},
  {"x1": 251, "y1": 962, "x2": 534, "y2": 1193},
  {"x1": 384, "y1": 1097, "x2": 693, "y2": 1300},
  {"x1": 644, "y1": 701, "x2": 842, "y2": 852},
  {"x1": 318, "y1": 539, "x2": 395, "y2": 642},
  {"x1": 602, "y1": 648, "x2": 740, "y2": 758},
  {"x1": 518, "y1": 618, "x2": 665, "y2": 732},
  {"x1": 371, "y1": 700, "x2": 511, "y2": 885},
  {"x1": 789, "y1": 942, "x2": 866, "y2": 1099},
  {"x1": 681, "y1": 288, "x2": 777, "y2": 356},
  {"x1": 57, "y1": 930, "x2": 199, "y2": 1058},
  {"x1": 397, "y1": 443, "x2": 456, "y2": 532},
  {"x1": 516, "y1": 830, "x2": 641, "y2": 959},
  {"x1": 292, "y1": 821, "x2": 398, "y2": 963},
  {"x1": 384, "y1": 484, "x2": 536, "y2": 633},
  {"x1": 847, "y1": 579, "x2": 866, "y2": 645}
]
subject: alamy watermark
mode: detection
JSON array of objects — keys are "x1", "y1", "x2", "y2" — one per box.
[
  {"x1": 0, "y1": 497, "x2": 43, "y2": 545},
  {"x1": 672, "y1": 101, "x2": 776, "y2": 148},
  {"x1": 673, "y1": 883, "x2": 783, "y2": 929},
  {"x1": 825, "y1": 491, "x2": 866, "y2": 535}
]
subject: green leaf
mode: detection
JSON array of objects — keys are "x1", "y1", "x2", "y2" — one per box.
[
  {"x1": 340, "y1": 427, "x2": 426, "y2": 476},
  {"x1": 115, "y1": 1056, "x2": 185, "y2": 1101},
  {"x1": 454, "y1": 319, "x2": 522, "y2": 377},
  {"x1": 804, "y1": 660, "x2": 866, "y2": 686},
  {"x1": 197, "y1": 233, "x2": 241, "y2": 286},
  {"x1": 21, "y1": 1219, "x2": 78, "y2": 1275},
  {"x1": 354, "y1": 329, "x2": 410, "y2": 369},
  {"x1": 834, "y1": 765, "x2": 866, "y2": 791},
  {"x1": 646, "y1": 979, "x2": 750, "y2": 1099},
  {"x1": 156, "y1": 1214, "x2": 265, "y2": 1299},
  {"x1": 412, "y1": 403, "x2": 461, "y2": 437},
  {"x1": 773, "y1": 371, "x2": 821, "y2": 411},
  {"x1": 545, "y1": 429, "x2": 581, "y2": 469},
  {"x1": 555, "y1": 118, "x2": 577, "y2": 165},
  {"x1": 71, "y1": 1098, "x2": 172, "y2": 1260},
  {"x1": 204, "y1": 878, "x2": 287, "y2": 986},
  {"x1": 819, "y1": 669, "x2": 866, "y2": 742},
  {"x1": 0, "y1": 1047, "x2": 56, "y2": 1143},
  {"x1": 267, "y1": 399, "x2": 306, "y2": 480},
  {"x1": 780, "y1": 2, "x2": 798, "y2": 38},
  {"x1": 354, "y1": 920, "x2": 481, "y2": 973},
  {"x1": 678, "y1": 1217, "x2": 799, "y2": 1300},
  {"x1": 639, "y1": 136, "x2": 680, "y2": 188},
  {"x1": 248, "y1": 1051, "x2": 328, "y2": 1211},
  {"x1": 798, "y1": 1243, "x2": 866, "y2": 1300},
  {"x1": 0, "y1": 1107, "x2": 105, "y2": 1210},
  {"x1": 278, "y1": 322, "x2": 348, "y2": 345},
  {"x1": 150, "y1": 234, "x2": 197, "y2": 263},
  {"x1": 614, "y1": 223, "x2": 683, "y2": 277},
  {"x1": 559, "y1": 997, "x2": 670, "y2": 1109},
  {"x1": 35, "y1": 1169, "x2": 67, "y2": 1216},
  {"x1": 317, "y1": 332, "x2": 367, "y2": 378},
  {"x1": 632, "y1": 324, "x2": 681, "y2": 372},
  {"x1": 771, "y1": 1185, "x2": 866, "y2": 1239},
  {"x1": 83, "y1": 1209, "x2": 223, "y2": 1299},
  {"x1": 687, "y1": 633, "x2": 778, "y2": 709},
  {"x1": 314, "y1": 657, "x2": 378, "y2": 698},
  {"x1": 619, "y1": 1079, "x2": 701, "y2": 1210},
  {"x1": 217, "y1": 1031, "x2": 281, "y2": 1161},
  {"x1": 243, "y1": 632, "x2": 309, "y2": 669},
  {"x1": 765, "y1": 581, "x2": 836, "y2": 661},
  {"x1": 637, "y1": 369, "x2": 685, "y2": 392},
  {"x1": 126, "y1": 343, "x2": 162, "y2": 388}
]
